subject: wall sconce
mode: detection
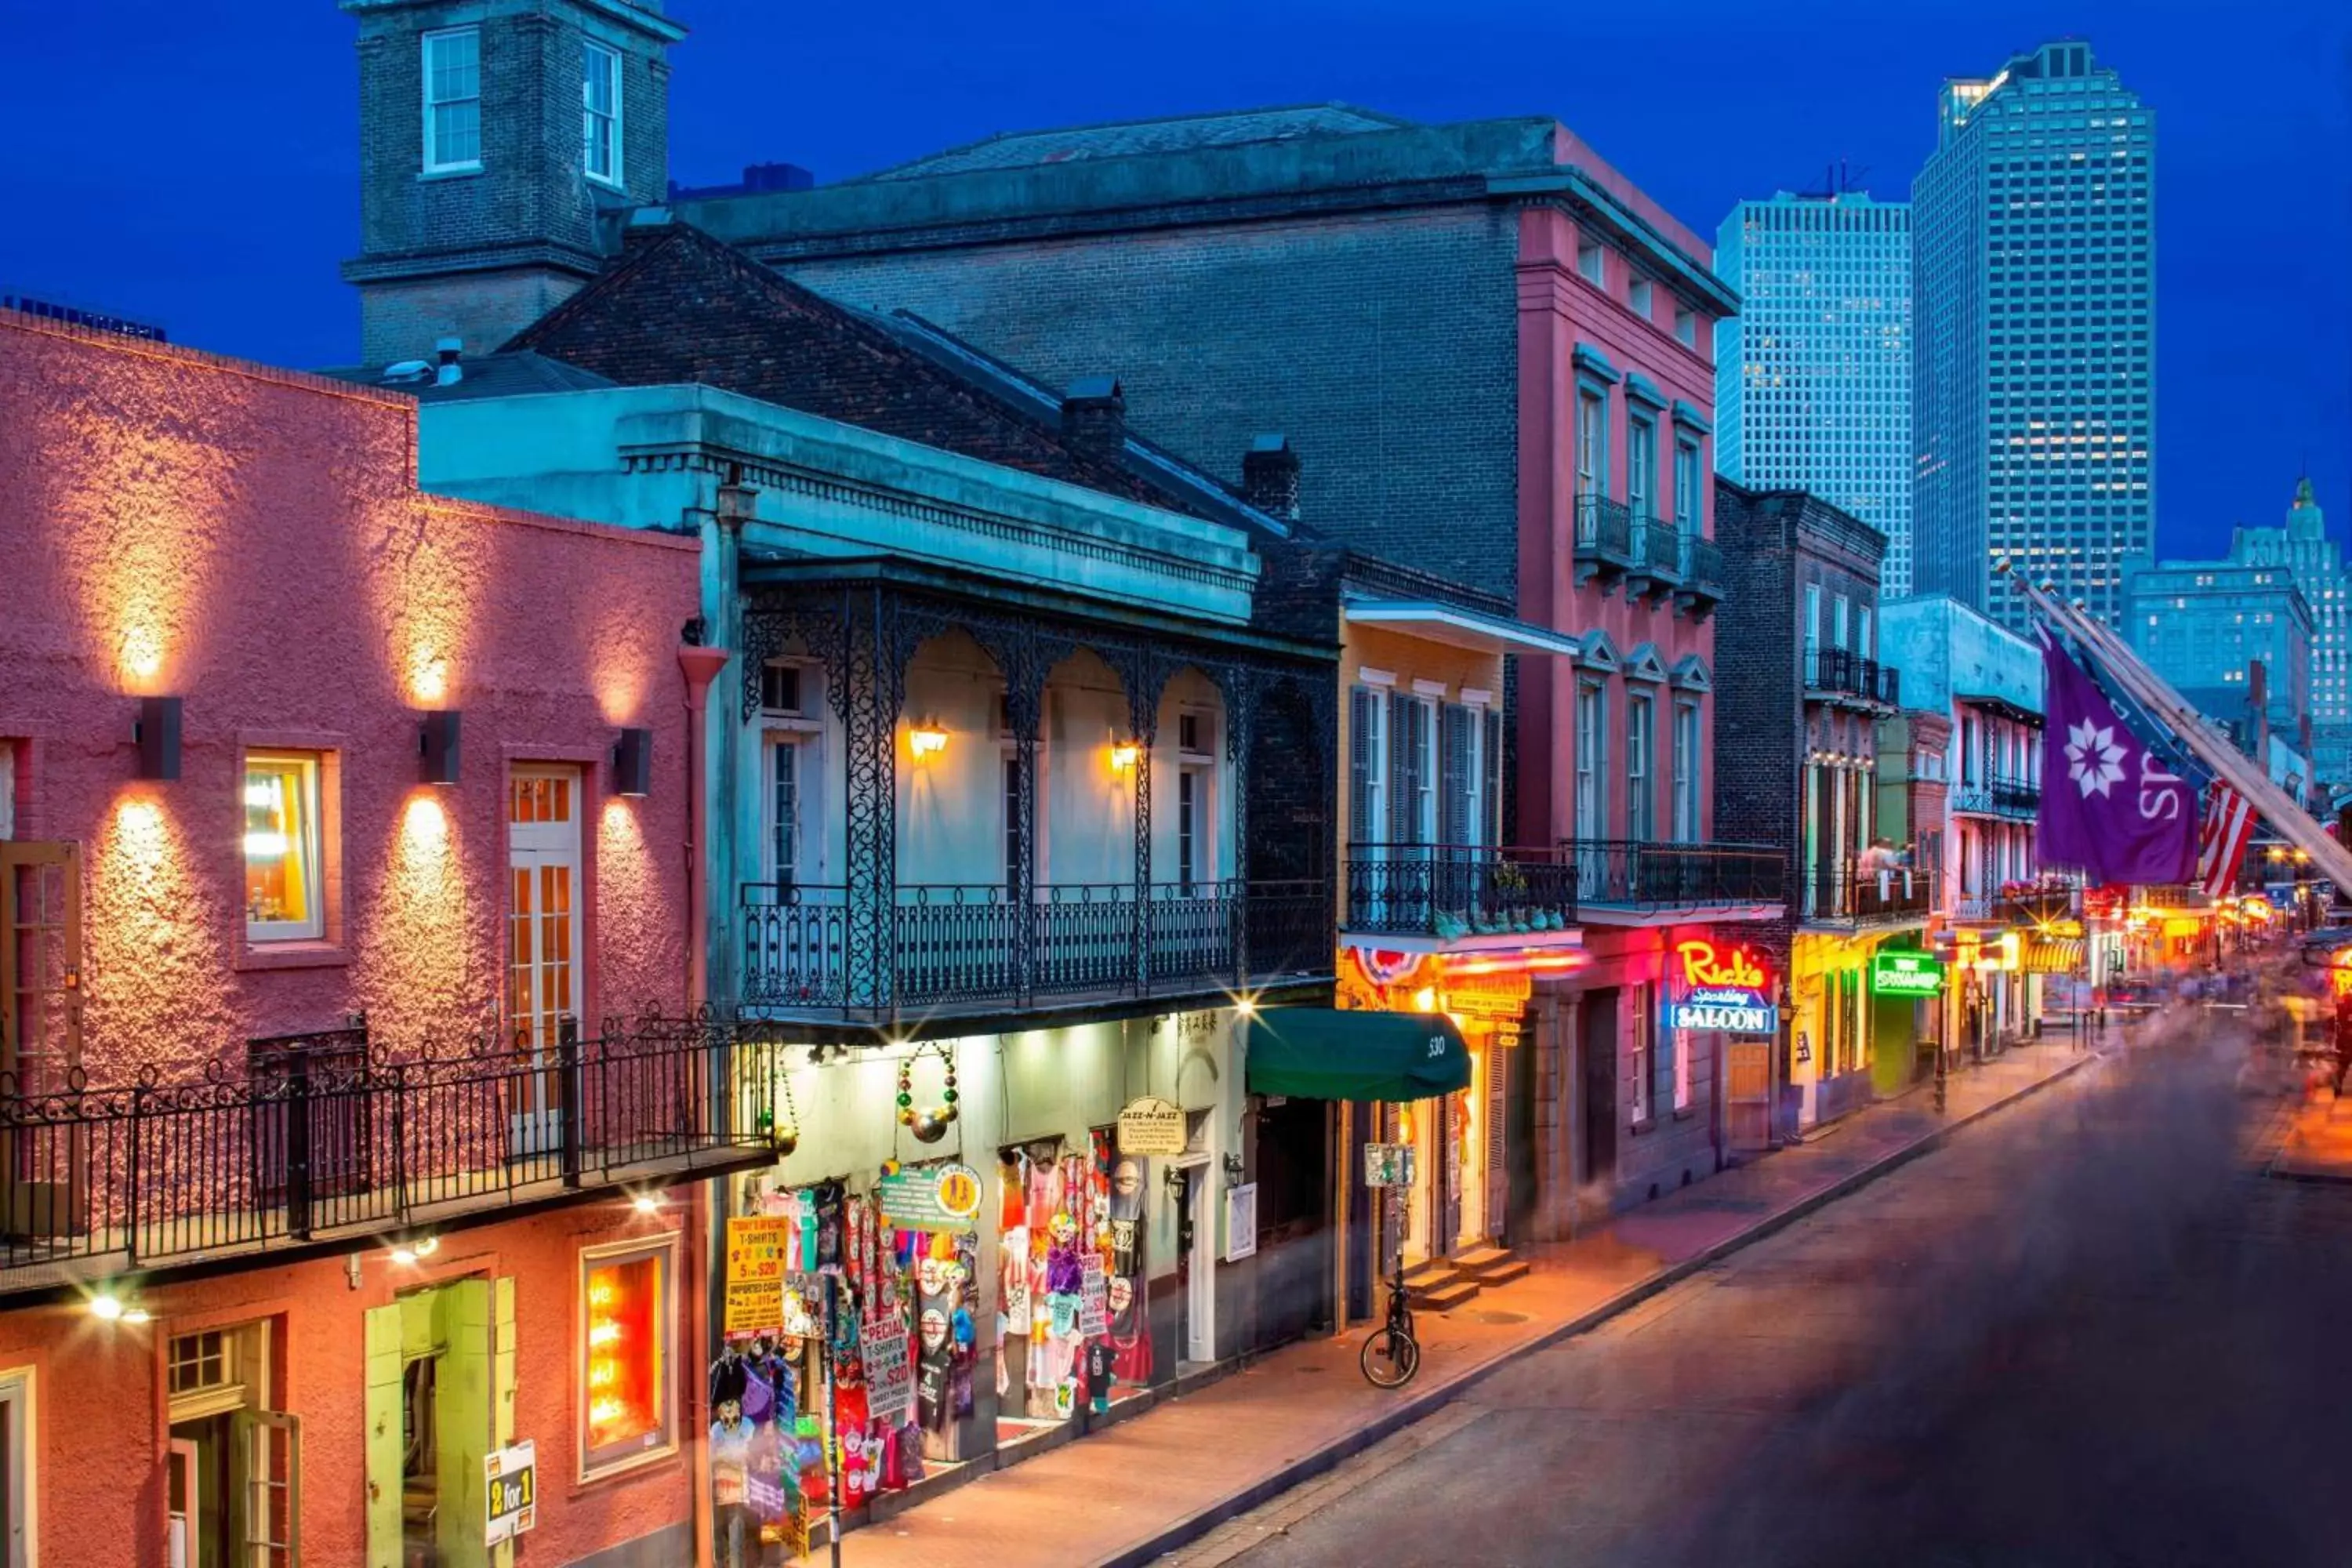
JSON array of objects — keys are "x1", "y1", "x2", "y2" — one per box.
[
  {"x1": 388, "y1": 1233, "x2": 441, "y2": 1268},
  {"x1": 613, "y1": 727, "x2": 652, "y2": 797},
  {"x1": 136, "y1": 696, "x2": 182, "y2": 781},
  {"x1": 909, "y1": 724, "x2": 949, "y2": 761},
  {"x1": 1111, "y1": 739, "x2": 1142, "y2": 771},
  {"x1": 89, "y1": 1288, "x2": 153, "y2": 1325},
  {"x1": 418, "y1": 710, "x2": 462, "y2": 786},
  {"x1": 1412, "y1": 986, "x2": 1439, "y2": 1012}
]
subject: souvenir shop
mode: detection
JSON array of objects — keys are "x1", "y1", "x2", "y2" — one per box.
[{"x1": 707, "y1": 1013, "x2": 1245, "y2": 1560}]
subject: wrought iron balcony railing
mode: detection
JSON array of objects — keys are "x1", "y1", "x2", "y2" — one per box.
[
  {"x1": 1573, "y1": 495, "x2": 1634, "y2": 585},
  {"x1": 1560, "y1": 839, "x2": 1786, "y2": 911},
  {"x1": 1802, "y1": 864, "x2": 1933, "y2": 924},
  {"x1": 1626, "y1": 512, "x2": 1682, "y2": 597},
  {"x1": 1342, "y1": 845, "x2": 1579, "y2": 938},
  {"x1": 740, "y1": 878, "x2": 1330, "y2": 1015},
  {"x1": 1954, "y1": 775, "x2": 2040, "y2": 818},
  {"x1": 1804, "y1": 646, "x2": 1900, "y2": 708},
  {"x1": 0, "y1": 1013, "x2": 784, "y2": 1297}
]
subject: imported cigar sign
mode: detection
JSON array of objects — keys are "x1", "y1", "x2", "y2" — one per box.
[{"x1": 1666, "y1": 939, "x2": 1777, "y2": 1035}]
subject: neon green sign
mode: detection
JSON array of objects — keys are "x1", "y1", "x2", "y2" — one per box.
[{"x1": 1871, "y1": 949, "x2": 1946, "y2": 996}]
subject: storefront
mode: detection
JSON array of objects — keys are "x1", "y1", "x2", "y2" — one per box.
[
  {"x1": 706, "y1": 1010, "x2": 1258, "y2": 1553},
  {"x1": 1788, "y1": 933, "x2": 1878, "y2": 1126},
  {"x1": 1867, "y1": 945, "x2": 1946, "y2": 1090}
]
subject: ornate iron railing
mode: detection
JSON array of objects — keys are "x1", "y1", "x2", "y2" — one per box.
[
  {"x1": 0, "y1": 1013, "x2": 785, "y2": 1295},
  {"x1": 1804, "y1": 646, "x2": 1900, "y2": 707},
  {"x1": 1559, "y1": 839, "x2": 1785, "y2": 909},
  {"x1": 1678, "y1": 531, "x2": 1723, "y2": 592},
  {"x1": 740, "y1": 878, "x2": 1331, "y2": 1013},
  {"x1": 1953, "y1": 776, "x2": 2039, "y2": 818},
  {"x1": 1802, "y1": 864, "x2": 1933, "y2": 924},
  {"x1": 1573, "y1": 495, "x2": 1633, "y2": 566},
  {"x1": 1341, "y1": 845, "x2": 1579, "y2": 938},
  {"x1": 1628, "y1": 511, "x2": 1682, "y2": 581}
]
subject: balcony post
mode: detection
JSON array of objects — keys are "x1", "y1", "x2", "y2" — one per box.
[
  {"x1": 124, "y1": 1079, "x2": 147, "y2": 1269},
  {"x1": 1121, "y1": 654, "x2": 1171, "y2": 996},
  {"x1": 837, "y1": 585, "x2": 909, "y2": 1014},
  {"x1": 285, "y1": 1045, "x2": 314, "y2": 1242},
  {"x1": 1002, "y1": 637, "x2": 1045, "y2": 1009},
  {"x1": 558, "y1": 1016, "x2": 584, "y2": 1190},
  {"x1": 1226, "y1": 668, "x2": 1258, "y2": 982}
]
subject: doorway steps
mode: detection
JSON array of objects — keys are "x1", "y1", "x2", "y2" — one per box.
[
  {"x1": 1402, "y1": 1259, "x2": 1481, "y2": 1312},
  {"x1": 1452, "y1": 1244, "x2": 1531, "y2": 1289}
]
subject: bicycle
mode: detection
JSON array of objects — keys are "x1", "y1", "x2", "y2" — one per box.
[{"x1": 1358, "y1": 1265, "x2": 1421, "y2": 1388}]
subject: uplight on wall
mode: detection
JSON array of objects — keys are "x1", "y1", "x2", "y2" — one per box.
[
  {"x1": 613, "y1": 727, "x2": 653, "y2": 797},
  {"x1": 1110, "y1": 740, "x2": 1142, "y2": 771},
  {"x1": 909, "y1": 724, "x2": 949, "y2": 761},
  {"x1": 136, "y1": 695, "x2": 182, "y2": 781},
  {"x1": 418, "y1": 710, "x2": 462, "y2": 787}
]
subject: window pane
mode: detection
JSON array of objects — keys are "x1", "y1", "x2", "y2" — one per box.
[
  {"x1": 584, "y1": 1247, "x2": 673, "y2": 1471},
  {"x1": 245, "y1": 754, "x2": 321, "y2": 939}
]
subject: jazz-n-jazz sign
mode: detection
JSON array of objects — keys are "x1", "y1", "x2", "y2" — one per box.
[{"x1": 1666, "y1": 939, "x2": 1777, "y2": 1036}]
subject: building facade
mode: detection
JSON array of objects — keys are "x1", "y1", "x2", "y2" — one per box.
[
  {"x1": 0, "y1": 307, "x2": 744, "y2": 1568},
  {"x1": 2125, "y1": 558, "x2": 2313, "y2": 746},
  {"x1": 643, "y1": 104, "x2": 1784, "y2": 1224},
  {"x1": 1715, "y1": 482, "x2": 1929, "y2": 1130},
  {"x1": 1911, "y1": 38, "x2": 2156, "y2": 630},
  {"x1": 1714, "y1": 191, "x2": 1915, "y2": 592},
  {"x1": 2224, "y1": 478, "x2": 2348, "y2": 787}
]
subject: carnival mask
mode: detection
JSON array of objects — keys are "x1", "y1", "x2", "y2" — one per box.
[
  {"x1": 918, "y1": 1257, "x2": 946, "y2": 1297},
  {"x1": 1049, "y1": 1211, "x2": 1079, "y2": 1245},
  {"x1": 919, "y1": 1308, "x2": 949, "y2": 1352}
]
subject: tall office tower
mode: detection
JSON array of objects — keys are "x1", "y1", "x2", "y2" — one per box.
[
  {"x1": 1715, "y1": 192, "x2": 1915, "y2": 592},
  {"x1": 2232, "y1": 478, "x2": 2350, "y2": 786},
  {"x1": 1911, "y1": 38, "x2": 2155, "y2": 630}
]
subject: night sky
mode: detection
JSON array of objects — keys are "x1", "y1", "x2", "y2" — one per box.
[{"x1": 4, "y1": 0, "x2": 2343, "y2": 559}]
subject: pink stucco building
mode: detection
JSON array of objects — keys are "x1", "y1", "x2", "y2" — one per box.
[{"x1": 0, "y1": 309, "x2": 750, "y2": 1567}]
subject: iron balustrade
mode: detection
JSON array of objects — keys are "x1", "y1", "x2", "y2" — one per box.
[
  {"x1": 1628, "y1": 512, "x2": 1682, "y2": 582},
  {"x1": 1804, "y1": 646, "x2": 1901, "y2": 707},
  {"x1": 1559, "y1": 840, "x2": 1785, "y2": 909},
  {"x1": 1992, "y1": 775, "x2": 2041, "y2": 815},
  {"x1": 1678, "y1": 531, "x2": 1724, "y2": 591},
  {"x1": 739, "y1": 878, "x2": 1330, "y2": 1013},
  {"x1": 1802, "y1": 863, "x2": 1933, "y2": 923},
  {"x1": 0, "y1": 1013, "x2": 784, "y2": 1296},
  {"x1": 1341, "y1": 845, "x2": 1579, "y2": 938},
  {"x1": 1573, "y1": 495, "x2": 1634, "y2": 567}
]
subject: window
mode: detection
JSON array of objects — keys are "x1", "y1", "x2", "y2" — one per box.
[
  {"x1": 1672, "y1": 1024, "x2": 1693, "y2": 1113},
  {"x1": 169, "y1": 1330, "x2": 232, "y2": 1399},
  {"x1": 1673, "y1": 440, "x2": 1700, "y2": 529},
  {"x1": 768, "y1": 741, "x2": 803, "y2": 886},
  {"x1": 1629, "y1": 983, "x2": 1656, "y2": 1125},
  {"x1": 1575, "y1": 682, "x2": 1606, "y2": 837},
  {"x1": 581, "y1": 1236, "x2": 679, "y2": 1478},
  {"x1": 245, "y1": 753, "x2": 325, "y2": 942},
  {"x1": 1832, "y1": 594, "x2": 1851, "y2": 650},
  {"x1": 1627, "y1": 416, "x2": 1656, "y2": 520},
  {"x1": 1803, "y1": 583, "x2": 1823, "y2": 659},
  {"x1": 582, "y1": 41, "x2": 622, "y2": 184},
  {"x1": 1348, "y1": 688, "x2": 1388, "y2": 851},
  {"x1": 1628, "y1": 277, "x2": 1653, "y2": 319},
  {"x1": 0, "y1": 1369, "x2": 26, "y2": 1568},
  {"x1": 1177, "y1": 769, "x2": 1206, "y2": 891},
  {"x1": 1671, "y1": 701, "x2": 1700, "y2": 842},
  {"x1": 1675, "y1": 307, "x2": 1697, "y2": 348},
  {"x1": 510, "y1": 767, "x2": 583, "y2": 1088},
  {"x1": 422, "y1": 27, "x2": 481, "y2": 172},
  {"x1": 1576, "y1": 392, "x2": 1605, "y2": 498},
  {"x1": 758, "y1": 662, "x2": 805, "y2": 717},
  {"x1": 1858, "y1": 606, "x2": 1874, "y2": 659},
  {"x1": 1626, "y1": 693, "x2": 1655, "y2": 841},
  {"x1": 1577, "y1": 240, "x2": 1605, "y2": 285},
  {"x1": 1002, "y1": 756, "x2": 1022, "y2": 893}
]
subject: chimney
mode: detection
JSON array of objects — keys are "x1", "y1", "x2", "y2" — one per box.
[
  {"x1": 434, "y1": 337, "x2": 463, "y2": 387},
  {"x1": 1059, "y1": 376, "x2": 1126, "y2": 462},
  {"x1": 1241, "y1": 434, "x2": 1301, "y2": 521}
]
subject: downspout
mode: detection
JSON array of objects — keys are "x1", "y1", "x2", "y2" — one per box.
[{"x1": 679, "y1": 636, "x2": 731, "y2": 1568}]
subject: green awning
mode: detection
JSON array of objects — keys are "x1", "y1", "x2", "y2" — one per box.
[{"x1": 1244, "y1": 1009, "x2": 1471, "y2": 1102}]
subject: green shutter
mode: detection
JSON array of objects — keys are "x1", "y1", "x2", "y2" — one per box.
[
  {"x1": 438, "y1": 1279, "x2": 494, "y2": 1568},
  {"x1": 364, "y1": 1305, "x2": 404, "y2": 1568},
  {"x1": 492, "y1": 1276, "x2": 517, "y2": 1568}
]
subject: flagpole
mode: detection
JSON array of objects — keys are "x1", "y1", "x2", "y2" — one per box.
[{"x1": 2001, "y1": 564, "x2": 2352, "y2": 895}]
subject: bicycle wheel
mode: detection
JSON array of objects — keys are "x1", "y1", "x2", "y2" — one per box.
[{"x1": 1359, "y1": 1325, "x2": 1421, "y2": 1388}]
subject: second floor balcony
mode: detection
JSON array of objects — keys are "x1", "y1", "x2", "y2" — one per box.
[
  {"x1": 1625, "y1": 512, "x2": 1682, "y2": 601},
  {"x1": 1802, "y1": 862, "x2": 1933, "y2": 927},
  {"x1": 1952, "y1": 775, "x2": 2040, "y2": 819},
  {"x1": 1573, "y1": 494, "x2": 1635, "y2": 590},
  {"x1": 1805, "y1": 646, "x2": 1900, "y2": 710},
  {"x1": 1675, "y1": 532, "x2": 1724, "y2": 619},
  {"x1": 1341, "y1": 844, "x2": 1580, "y2": 942},
  {"x1": 1561, "y1": 839, "x2": 1786, "y2": 924}
]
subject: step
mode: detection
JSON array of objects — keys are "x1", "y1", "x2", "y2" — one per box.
[
  {"x1": 1453, "y1": 1245, "x2": 1530, "y2": 1288},
  {"x1": 1399, "y1": 1260, "x2": 1463, "y2": 1292},
  {"x1": 1408, "y1": 1276, "x2": 1483, "y2": 1312}
]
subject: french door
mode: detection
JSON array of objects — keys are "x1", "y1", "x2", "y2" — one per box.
[{"x1": 508, "y1": 768, "x2": 583, "y2": 1159}]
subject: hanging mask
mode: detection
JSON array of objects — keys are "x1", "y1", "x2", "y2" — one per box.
[
  {"x1": 917, "y1": 1257, "x2": 946, "y2": 1298},
  {"x1": 1108, "y1": 1276, "x2": 1133, "y2": 1315},
  {"x1": 919, "y1": 1308, "x2": 949, "y2": 1352},
  {"x1": 1049, "y1": 1211, "x2": 1079, "y2": 1246}
]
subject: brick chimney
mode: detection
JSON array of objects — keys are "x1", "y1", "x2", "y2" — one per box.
[
  {"x1": 1059, "y1": 376, "x2": 1126, "y2": 462},
  {"x1": 1241, "y1": 434, "x2": 1301, "y2": 521}
]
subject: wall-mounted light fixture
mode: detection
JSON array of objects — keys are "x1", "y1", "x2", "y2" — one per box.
[
  {"x1": 388, "y1": 1233, "x2": 441, "y2": 1268},
  {"x1": 418, "y1": 710, "x2": 462, "y2": 786},
  {"x1": 909, "y1": 724, "x2": 948, "y2": 760},
  {"x1": 1110, "y1": 739, "x2": 1142, "y2": 771},
  {"x1": 136, "y1": 696, "x2": 182, "y2": 781},
  {"x1": 89, "y1": 1288, "x2": 152, "y2": 1325},
  {"x1": 613, "y1": 727, "x2": 652, "y2": 797}
]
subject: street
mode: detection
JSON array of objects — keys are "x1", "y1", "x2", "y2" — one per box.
[{"x1": 1199, "y1": 1018, "x2": 2352, "y2": 1568}]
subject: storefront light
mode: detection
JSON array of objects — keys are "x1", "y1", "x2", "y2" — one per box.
[
  {"x1": 1413, "y1": 986, "x2": 1439, "y2": 1012},
  {"x1": 909, "y1": 724, "x2": 948, "y2": 760},
  {"x1": 1111, "y1": 741, "x2": 1142, "y2": 771}
]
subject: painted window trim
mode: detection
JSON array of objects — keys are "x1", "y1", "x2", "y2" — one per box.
[
  {"x1": 578, "y1": 1231, "x2": 683, "y2": 1483},
  {"x1": 242, "y1": 750, "x2": 331, "y2": 946},
  {"x1": 1670, "y1": 399, "x2": 1713, "y2": 434},
  {"x1": 1624, "y1": 372, "x2": 1669, "y2": 412},
  {"x1": 420, "y1": 26, "x2": 483, "y2": 176},
  {"x1": 1570, "y1": 344, "x2": 1622, "y2": 386},
  {"x1": 582, "y1": 39, "x2": 624, "y2": 187}
]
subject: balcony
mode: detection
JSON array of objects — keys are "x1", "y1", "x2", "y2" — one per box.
[
  {"x1": 1952, "y1": 775, "x2": 2040, "y2": 819},
  {"x1": 1802, "y1": 864, "x2": 1933, "y2": 927},
  {"x1": 742, "y1": 878, "x2": 1331, "y2": 1024},
  {"x1": 0, "y1": 1014, "x2": 783, "y2": 1299},
  {"x1": 1561, "y1": 839, "x2": 1786, "y2": 924},
  {"x1": 1804, "y1": 646, "x2": 1900, "y2": 710},
  {"x1": 1341, "y1": 845, "x2": 1579, "y2": 942},
  {"x1": 1625, "y1": 512, "x2": 1682, "y2": 601},
  {"x1": 1573, "y1": 495, "x2": 1634, "y2": 590},
  {"x1": 1675, "y1": 532, "x2": 1724, "y2": 619}
]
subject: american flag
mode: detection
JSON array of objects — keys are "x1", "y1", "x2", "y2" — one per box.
[{"x1": 2195, "y1": 780, "x2": 2256, "y2": 898}]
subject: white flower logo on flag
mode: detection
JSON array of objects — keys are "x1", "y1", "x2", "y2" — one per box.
[{"x1": 2065, "y1": 718, "x2": 2127, "y2": 797}]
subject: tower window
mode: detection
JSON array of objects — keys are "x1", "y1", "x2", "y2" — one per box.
[
  {"x1": 422, "y1": 27, "x2": 481, "y2": 172},
  {"x1": 583, "y1": 41, "x2": 622, "y2": 185}
]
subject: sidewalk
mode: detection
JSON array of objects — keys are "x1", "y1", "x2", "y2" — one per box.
[
  {"x1": 836, "y1": 1040, "x2": 2099, "y2": 1568},
  {"x1": 2270, "y1": 1083, "x2": 2352, "y2": 1181}
]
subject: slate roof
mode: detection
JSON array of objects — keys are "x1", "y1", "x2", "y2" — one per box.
[
  {"x1": 499, "y1": 220, "x2": 1181, "y2": 510},
  {"x1": 849, "y1": 103, "x2": 1414, "y2": 182},
  {"x1": 321, "y1": 350, "x2": 616, "y2": 402}
]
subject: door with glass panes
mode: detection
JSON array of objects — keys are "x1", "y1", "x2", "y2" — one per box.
[{"x1": 507, "y1": 768, "x2": 582, "y2": 1159}]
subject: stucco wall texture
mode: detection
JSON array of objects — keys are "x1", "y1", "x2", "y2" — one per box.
[{"x1": 0, "y1": 310, "x2": 703, "y2": 1565}]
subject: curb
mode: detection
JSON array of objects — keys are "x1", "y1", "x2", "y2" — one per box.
[{"x1": 1105, "y1": 1048, "x2": 2102, "y2": 1568}]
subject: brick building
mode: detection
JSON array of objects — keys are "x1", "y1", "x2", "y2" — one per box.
[{"x1": 1715, "y1": 480, "x2": 1926, "y2": 1131}]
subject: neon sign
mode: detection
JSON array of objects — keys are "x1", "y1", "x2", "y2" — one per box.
[
  {"x1": 1871, "y1": 950, "x2": 1945, "y2": 996},
  {"x1": 1668, "y1": 939, "x2": 1776, "y2": 1036}
]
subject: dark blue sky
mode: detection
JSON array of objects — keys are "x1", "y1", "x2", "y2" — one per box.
[{"x1": 4, "y1": 0, "x2": 2343, "y2": 557}]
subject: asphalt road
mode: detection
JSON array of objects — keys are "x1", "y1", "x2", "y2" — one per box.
[{"x1": 1205, "y1": 1019, "x2": 2352, "y2": 1568}]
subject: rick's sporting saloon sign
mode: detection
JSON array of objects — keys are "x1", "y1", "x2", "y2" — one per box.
[{"x1": 1666, "y1": 939, "x2": 1777, "y2": 1036}]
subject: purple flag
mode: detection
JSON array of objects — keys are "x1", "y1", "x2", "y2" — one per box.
[{"x1": 2037, "y1": 632, "x2": 2198, "y2": 884}]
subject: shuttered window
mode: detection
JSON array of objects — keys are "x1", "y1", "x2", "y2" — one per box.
[{"x1": 1440, "y1": 704, "x2": 1474, "y2": 847}]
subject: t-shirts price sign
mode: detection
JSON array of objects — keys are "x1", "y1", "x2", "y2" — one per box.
[
  {"x1": 723, "y1": 1215, "x2": 792, "y2": 1336},
  {"x1": 862, "y1": 1309, "x2": 915, "y2": 1425},
  {"x1": 1077, "y1": 1254, "x2": 1109, "y2": 1337}
]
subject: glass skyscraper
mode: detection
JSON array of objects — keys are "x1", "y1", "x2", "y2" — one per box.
[
  {"x1": 1912, "y1": 39, "x2": 2155, "y2": 630},
  {"x1": 2228, "y1": 479, "x2": 2349, "y2": 786},
  {"x1": 1715, "y1": 192, "x2": 1915, "y2": 590}
]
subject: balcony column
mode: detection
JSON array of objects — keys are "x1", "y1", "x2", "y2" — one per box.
[
  {"x1": 1120, "y1": 653, "x2": 1174, "y2": 995},
  {"x1": 1006, "y1": 649, "x2": 1045, "y2": 1008},
  {"x1": 1225, "y1": 668, "x2": 1259, "y2": 981},
  {"x1": 836, "y1": 585, "x2": 911, "y2": 1014}
]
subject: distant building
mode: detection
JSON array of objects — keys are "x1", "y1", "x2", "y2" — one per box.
[
  {"x1": 1911, "y1": 39, "x2": 2156, "y2": 630},
  {"x1": 2227, "y1": 478, "x2": 2349, "y2": 786},
  {"x1": 1714, "y1": 191, "x2": 1915, "y2": 592},
  {"x1": 2125, "y1": 557, "x2": 2312, "y2": 746}
]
